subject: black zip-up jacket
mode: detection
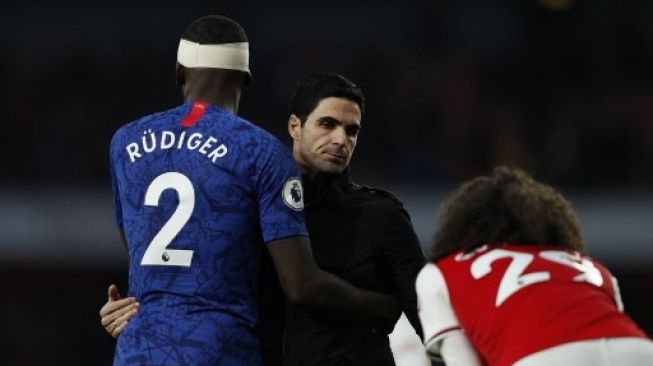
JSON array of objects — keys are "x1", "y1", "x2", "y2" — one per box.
[{"x1": 279, "y1": 170, "x2": 425, "y2": 366}]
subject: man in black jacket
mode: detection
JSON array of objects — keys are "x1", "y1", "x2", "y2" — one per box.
[
  {"x1": 281, "y1": 73, "x2": 425, "y2": 366},
  {"x1": 100, "y1": 73, "x2": 426, "y2": 365}
]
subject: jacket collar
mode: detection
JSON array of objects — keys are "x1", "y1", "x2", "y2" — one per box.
[{"x1": 302, "y1": 168, "x2": 353, "y2": 205}]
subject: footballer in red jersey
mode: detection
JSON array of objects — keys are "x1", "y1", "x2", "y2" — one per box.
[{"x1": 416, "y1": 166, "x2": 653, "y2": 366}]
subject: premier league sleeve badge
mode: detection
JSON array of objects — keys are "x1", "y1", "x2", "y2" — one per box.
[{"x1": 282, "y1": 177, "x2": 304, "y2": 211}]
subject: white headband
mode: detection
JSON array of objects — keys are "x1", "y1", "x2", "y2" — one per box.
[{"x1": 177, "y1": 39, "x2": 250, "y2": 73}]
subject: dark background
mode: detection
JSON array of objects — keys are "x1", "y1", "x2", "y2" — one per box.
[{"x1": 1, "y1": 0, "x2": 652, "y2": 364}]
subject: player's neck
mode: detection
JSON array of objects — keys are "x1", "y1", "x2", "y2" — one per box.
[
  {"x1": 180, "y1": 69, "x2": 243, "y2": 114},
  {"x1": 184, "y1": 92, "x2": 239, "y2": 114},
  {"x1": 182, "y1": 79, "x2": 241, "y2": 114}
]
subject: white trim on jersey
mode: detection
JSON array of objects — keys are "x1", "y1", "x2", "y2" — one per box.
[
  {"x1": 416, "y1": 263, "x2": 461, "y2": 354},
  {"x1": 177, "y1": 39, "x2": 250, "y2": 73},
  {"x1": 611, "y1": 276, "x2": 625, "y2": 312},
  {"x1": 416, "y1": 263, "x2": 483, "y2": 364},
  {"x1": 440, "y1": 330, "x2": 483, "y2": 366}
]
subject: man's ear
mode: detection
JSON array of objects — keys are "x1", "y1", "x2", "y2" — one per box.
[
  {"x1": 175, "y1": 62, "x2": 185, "y2": 86},
  {"x1": 288, "y1": 114, "x2": 302, "y2": 141}
]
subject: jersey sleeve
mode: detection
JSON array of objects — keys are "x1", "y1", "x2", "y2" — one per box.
[
  {"x1": 416, "y1": 263, "x2": 462, "y2": 356},
  {"x1": 439, "y1": 330, "x2": 484, "y2": 366},
  {"x1": 254, "y1": 138, "x2": 308, "y2": 243},
  {"x1": 109, "y1": 132, "x2": 124, "y2": 230}
]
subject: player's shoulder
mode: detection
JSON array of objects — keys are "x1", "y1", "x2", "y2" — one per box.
[
  {"x1": 416, "y1": 262, "x2": 448, "y2": 295},
  {"x1": 112, "y1": 104, "x2": 183, "y2": 140},
  {"x1": 416, "y1": 262, "x2": 438, "y2": 284},
  {"x1": 216, "y1": 111, "x2": 285, "y2": 149},
  {"x1": 217, "y1": 114, "x2": 296, "y2": 174}
]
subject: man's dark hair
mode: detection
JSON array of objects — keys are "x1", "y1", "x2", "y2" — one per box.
[
  {"x1": 182, "y1": 15, "x2": 248, "y2": 44},
  {"x1": 426, "y1": 166, "x2": 584, "y2": 262},
  {"x1": 289, "y1": 73, "x2": 365, "y2": 124}
]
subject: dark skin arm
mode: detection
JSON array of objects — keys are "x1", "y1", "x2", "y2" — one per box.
[
  {"x1": 100, "y1": 233, "x2": 400, "y2": 337},
  {"x1": 267, "y1": 235, "x2": 401, "y2": 323}
]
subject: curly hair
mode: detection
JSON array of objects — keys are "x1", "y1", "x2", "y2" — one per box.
[{"x1": 426, "y1": 166, "x2": 584, "y2": 262}]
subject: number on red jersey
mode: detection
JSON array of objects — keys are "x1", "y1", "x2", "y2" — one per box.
[{"x1": 469, "y1": 248, "x2": 604, "y2": 307}]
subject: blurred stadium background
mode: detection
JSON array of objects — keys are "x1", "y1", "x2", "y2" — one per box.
[{"x1": 1, "y1": 0, "x2": 652, "y2": 364}]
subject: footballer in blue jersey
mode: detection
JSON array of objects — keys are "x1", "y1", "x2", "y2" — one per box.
[
  {"x1": 103, "y1": 15, "x2": 401, "y2": 366},
  {"x1": 110, "y1": 101, "x2": 307, "y2": 365}
]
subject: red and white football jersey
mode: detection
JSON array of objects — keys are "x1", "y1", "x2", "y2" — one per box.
[{"x1": 416, "y1": 244, "x2": 648, "y2": 366}]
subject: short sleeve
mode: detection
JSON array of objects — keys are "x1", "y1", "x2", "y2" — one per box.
[
  {"x1": 416, "y1": 263, "x2": 462, "y2": 356},
  {"x1": 255, "y1": 138, "x2": 308, "y2": 243}
]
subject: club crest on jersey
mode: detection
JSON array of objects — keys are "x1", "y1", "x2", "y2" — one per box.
[{"x1": 282, "y1": 177, "x2": 304, "y2": 211}]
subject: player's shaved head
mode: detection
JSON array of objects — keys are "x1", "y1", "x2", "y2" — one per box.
[{"x1": 428, "y1": 166, "x2": 584, "y2": 262}]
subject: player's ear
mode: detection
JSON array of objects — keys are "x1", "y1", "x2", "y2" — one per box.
[
  {"x1": 288, "y1": 114, "x2": 301, "y2": 141},
  {"x1": 175, "y1": 62, "x2": 185, "y2": 86}
]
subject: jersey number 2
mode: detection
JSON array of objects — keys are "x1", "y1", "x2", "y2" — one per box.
[
  {"x1": 470, "y1": 249, "x2": 603, "y2": 307},
  {"x1": 141, "y1": 172, "x2": 195, "y2": 267}
]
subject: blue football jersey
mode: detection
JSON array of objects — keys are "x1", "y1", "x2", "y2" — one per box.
[{"x1": 109, "y1": 101, "x2": 308, "y2": 366}]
